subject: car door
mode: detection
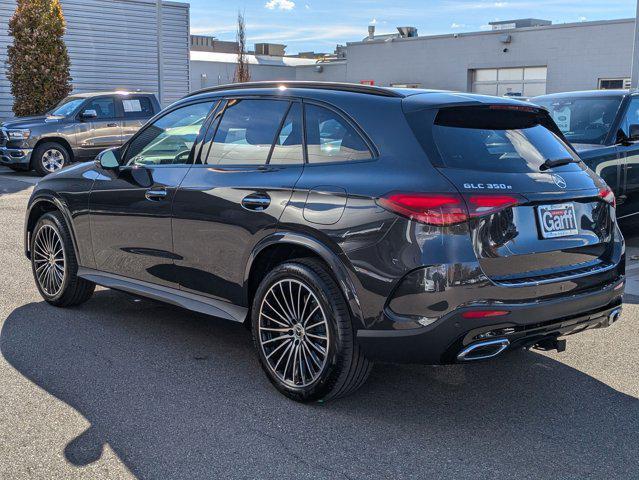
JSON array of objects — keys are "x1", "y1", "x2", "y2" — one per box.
[
  {"x1": 172, "y1": 98, "x2": 305, "y2": 306},
  {"x1": 120, "y1": 95, "x2": 158, "y2": 143},
  {"x1": 75, "y1": 96, "x2": 123, "y2": 160},
  {"x1": 89, "y1": 100, "x2": 215, "y2": 287},
  {"x1": 616, "y1": 95, "x2": 639, "y2": 218}
]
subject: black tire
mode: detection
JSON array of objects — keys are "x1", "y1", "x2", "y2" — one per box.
[
  {"x1": 32, "y1": 142, "x2": 70, "y2": 176},
  {"x1": 251, "y1": 258, "x2": 372, "y2": 402},
  {"x1": 30, "y1": 211, "x2": 95, "y2": 307}
]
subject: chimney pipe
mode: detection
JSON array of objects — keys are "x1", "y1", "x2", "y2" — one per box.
[{"x1": 368, "y1": 25, "x2": 375, "y2": 39}]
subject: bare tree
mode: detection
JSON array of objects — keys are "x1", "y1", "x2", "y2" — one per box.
[{"x1": 233, "y1": 11, "x2": 250, "y2": 83}]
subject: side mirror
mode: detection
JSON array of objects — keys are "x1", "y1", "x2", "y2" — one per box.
[
  {"x1": 630, "y1": 124, "x2": 639, "y2": 142},
  {"x1": 80, "y1": 109, "x2": 98, "y2": 120},
  {"x1": 97, "y1": 148, "x2": 120, "y2": 170}
]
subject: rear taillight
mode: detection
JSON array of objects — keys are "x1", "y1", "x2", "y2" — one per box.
[
  {"x1": 465, "y1": 194, "x2": 524, "y2": 218},
  {"x1": 376, "y1": 193, "x2": 468, "y2": 226},
  {"x1": 377, "y1": 192, "x2": 525, "y2": 226},
  {"x1": 599, "y1": 187, "x2": 616, "y2": 208}
]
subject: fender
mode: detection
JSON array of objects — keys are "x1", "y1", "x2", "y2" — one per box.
[
  {"x1": 245, "y1": 231, "x2": 366, "y2": 329},
  {"x1": 24, "y1": 193, "x2": 80, "y2": 262}
]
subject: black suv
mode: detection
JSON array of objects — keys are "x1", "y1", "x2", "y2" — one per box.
[
  {"x1": 1, "y1": 91, "x2": 159, "y2": 175},
  {"x1": 533, "y1": 90, "x2": 639, "y2": 218},
  {"x1": 25, "y1": 82, "x2": 625, "y2": 402}
]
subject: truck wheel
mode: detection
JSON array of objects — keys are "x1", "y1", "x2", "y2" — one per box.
[
  {"x1": 252, "y1": 258, "x2": 372, "y2": 402},
  {"x1": 32, "y1": 142, "x2": 70, "y2": 176}
]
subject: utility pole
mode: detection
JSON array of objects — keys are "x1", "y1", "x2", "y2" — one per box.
[
  {"x1": 157, "y1": 0, "x2": 164, "y2": 105},
  {"x1": 632, "y1": 0, "x2": 639, "y2": 89}
]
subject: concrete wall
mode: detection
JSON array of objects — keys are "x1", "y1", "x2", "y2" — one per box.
[
  {"x1": 294, "y1": 62, "x2": 347, "y2": 82},
  {"x1": 343, "y1": 19, "x2": 635, "y2": 93},
  {"x1": 0, "y1": 0, "x2": 190, "y2": 119},
  {"x1": 190, "y1": 55, "x2": 347, "y2": 91},
  {"x1": 190, "y1": 60, "x2": 297, "y2": 91}
]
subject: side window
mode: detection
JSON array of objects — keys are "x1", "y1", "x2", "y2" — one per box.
[
  {"x1": 622, "y1": 98, "x2": 639, "y2": 137},
  {"x1": 269, "y1": 102, "x2": 304, "y2": 165},
  {"x1": 205, "y1": 99, "x2": 289, "y2": 165},
  {"x1": 83, "y1": 97, "x2": 116, "y2": 119},
  {"x1": 305, "y1": 104, "x2": 372, "y2": 163},
  {"x1": 125, "y1": 101, "x2": 214, "y2": 166},
  {"x1": 122, "y1": 96, "x2": 155, "y2": 119}
]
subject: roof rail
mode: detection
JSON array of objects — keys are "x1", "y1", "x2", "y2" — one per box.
[{"x1": 185, "y1": 81, "x2": 405, "y2": 99}]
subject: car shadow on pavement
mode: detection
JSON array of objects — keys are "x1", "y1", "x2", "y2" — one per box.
[
  {"x1": 0, "y1": 176, "x2": 33, "y2": 197},
  {"x1": 1, "y1": 289, "x2": 638, "y2": 480}
]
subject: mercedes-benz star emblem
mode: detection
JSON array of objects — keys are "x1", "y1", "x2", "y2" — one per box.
[{"x1": 552, "y1": 174, "x2": 567, "y2": 189}]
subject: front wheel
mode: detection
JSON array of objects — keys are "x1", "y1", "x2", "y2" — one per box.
[
  {"x1": 31, "y1": 211, "x2": 95, "y2": 307},
  {"x1": 32, "y1": 142, "x2": 70, "y2": 176},
  {"x1": 251, "y1": 259, "x2": 372, "y2": 402}
]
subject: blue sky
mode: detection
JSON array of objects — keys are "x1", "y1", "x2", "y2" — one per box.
[{"x1": 187, "y1": 0, "x2": 637, "y2": 53}]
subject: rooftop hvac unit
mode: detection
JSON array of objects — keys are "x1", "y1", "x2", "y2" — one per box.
[{"x1": 397, "y1": 27, "x2": 418, "y2": 38}]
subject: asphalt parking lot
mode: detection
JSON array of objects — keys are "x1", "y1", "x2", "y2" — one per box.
[{"x1": 0, "y1": 167, "x2": 638, "y2": 480}]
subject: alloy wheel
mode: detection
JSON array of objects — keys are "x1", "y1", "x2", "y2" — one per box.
[
  {"x1": 41, "y1": 149, "x2": 65, "y2": 173},
  {"x1": 258, "y1": 279, "x2": 330, "y2": 388},
  {"x1": 33, "y1": 224, "x2": 66, "y2": 296}
]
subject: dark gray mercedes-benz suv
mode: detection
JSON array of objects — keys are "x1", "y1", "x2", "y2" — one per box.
[{"x1": 24, "y1": 82, "x2": 625, "y2": 402}]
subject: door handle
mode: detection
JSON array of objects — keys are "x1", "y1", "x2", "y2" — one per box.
[
  {"x1": 241, "y1": 193, "x2": 271, "y2": 211},
  {"x1": 107, "y1": 123, "x2": 118, "y2": 128},
  {"x1": 145, "y1": 189, "x2": 168, "y2": 201}
]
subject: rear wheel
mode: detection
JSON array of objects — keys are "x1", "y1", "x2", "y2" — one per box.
[
  {"x1": 252, "y1": 258, "x2": 372, "y2": 402},
  {"x1": 31, "y1": 212, "x2": 95, "y2": 307},
  {"x1": 32, "y1": 142, "x2": 70, "y2": 176}
]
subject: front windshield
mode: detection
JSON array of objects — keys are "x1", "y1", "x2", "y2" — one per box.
[
  {"x1": 49, "y1": 97, "x2": 84, "y2": 117},
  {"x1": 534, "y1": 96, "x2": 622, "y2": 145}
]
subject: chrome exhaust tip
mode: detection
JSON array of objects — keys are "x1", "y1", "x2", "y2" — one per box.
[
  {"x1": 608, "y1": 308, "x2": 621, "y2": 324},
  {"x1": 608, "y1": 307, "x2": 622, "y2": 325},
  {"x1": 457, "y1": 338, "x2": 510, "y2": 362}
]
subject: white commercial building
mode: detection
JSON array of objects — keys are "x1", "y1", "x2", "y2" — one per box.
[{"x1": 190, "y1": 18, "x2": 637, "y2": 98}]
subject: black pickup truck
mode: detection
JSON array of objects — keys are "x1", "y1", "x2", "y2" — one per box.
[{"x1": 533, "y1": 89, "x2": 639, "y2": 219}]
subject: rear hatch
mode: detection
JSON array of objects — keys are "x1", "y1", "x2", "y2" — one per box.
[{"x1": 405, "y1": 103, "x2": 616, "y2": 284}]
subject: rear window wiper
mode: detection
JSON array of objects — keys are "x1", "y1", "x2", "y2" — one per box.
[{"x1": 540, "y1": 158, "x2": 579, "y2": 171}]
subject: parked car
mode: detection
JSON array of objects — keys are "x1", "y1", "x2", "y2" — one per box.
[
  {"x1": 1, "y1": 91, "x2": 160, "y2": 175},
  {"x1": 25, "y1": 82, "x2": 625, "y2": 402},
  {"x1": 533, "y1": 89, "x2": 639, "y2": 218}
]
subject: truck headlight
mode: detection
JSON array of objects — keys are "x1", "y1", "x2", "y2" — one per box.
[{"x1": 6, "y1": 129, "x2": 31, "y2": 141}]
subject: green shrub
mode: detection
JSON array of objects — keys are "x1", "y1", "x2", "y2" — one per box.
[{"x1": 6, "y1": 0, "x2": 73, "y2": 117}]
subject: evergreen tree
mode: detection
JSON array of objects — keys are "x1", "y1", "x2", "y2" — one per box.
[{"x1": 7, "y1": 0, "x2": 73, "y2": 116}]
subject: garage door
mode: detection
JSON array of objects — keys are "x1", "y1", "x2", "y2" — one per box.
[{"x1": 472, "y1": 67, "x2": 547, "y2": 98}]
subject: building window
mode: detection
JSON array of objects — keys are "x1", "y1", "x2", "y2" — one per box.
[
  {"x1": 599, "y1": 78, "x2": 631, "y2": 90},
  {"x1": 471, "y1": 66, "x2": 547, "y2": 98}
]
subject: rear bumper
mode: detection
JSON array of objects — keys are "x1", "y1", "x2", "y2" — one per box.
[
  {"x1": 356, "y1": 275, "x2": 625, "y2": 364},
  {"x1": 0, "y1": 146, "x2": 32, "y2": 166}
]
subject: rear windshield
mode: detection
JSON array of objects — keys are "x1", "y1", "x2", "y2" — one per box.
[
  {"x1": 533, "y1": 96, "x2": 621, "y2": 145},
  {"x1": 426, "y1": 106, "x2": 581, "y2": 173}
]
